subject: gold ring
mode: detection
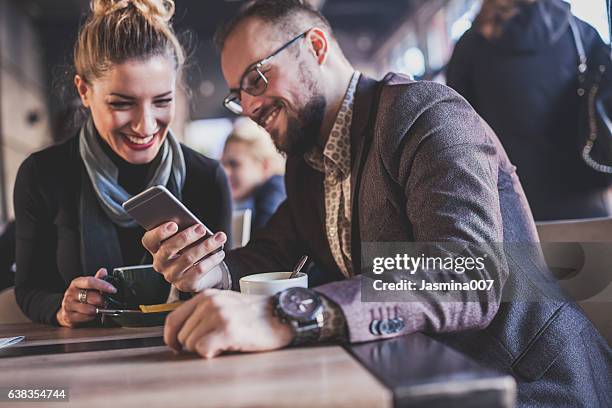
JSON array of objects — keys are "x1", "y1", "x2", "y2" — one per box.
[{"x1": 78, "y1": 289, "x2": 88, "y2": 304}]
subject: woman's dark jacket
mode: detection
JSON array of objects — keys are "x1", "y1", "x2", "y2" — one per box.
[{"x1": 13, "y1": 135, "x2": 232, "y2": 325}]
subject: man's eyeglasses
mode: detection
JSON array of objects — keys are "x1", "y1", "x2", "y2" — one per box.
[{"x1": 223, "y1": 31, "x2": 309, "y2": 115}]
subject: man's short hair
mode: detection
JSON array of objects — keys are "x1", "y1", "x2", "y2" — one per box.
[{"x1": 214, "y1": 0, "x2": 334, "y2": 51}]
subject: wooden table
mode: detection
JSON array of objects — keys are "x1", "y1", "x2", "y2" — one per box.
[{"x1": 0, "y1": 323, "x2": 515, "y2": 408}]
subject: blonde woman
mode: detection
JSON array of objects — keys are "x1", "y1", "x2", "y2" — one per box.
[
  {"x1": 222, "y1": 118, "x2": 286, "y2": 230},
  {"x1": 447, "y1": 0, "x2": 612, "y2": 221},
  {"x1": 14, "y1": 0, "x2": 232, "y2": 327}
]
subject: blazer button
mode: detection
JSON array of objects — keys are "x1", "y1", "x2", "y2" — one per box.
[
  {"x1": 378, "y1": 319, "x2": 392, "y2": 335},
  {"x1": 369, "y1": 320, "x2": 381, "y2": 336},
  {"x1": 396, "y1": 318, "x2": 405, "y2": 331},
  {"x1": 388, "y1": 321, "x2": 398, "y2": 333},
  {"x1": 378, "y1": 319, "x2": 404, "y2": 335}
]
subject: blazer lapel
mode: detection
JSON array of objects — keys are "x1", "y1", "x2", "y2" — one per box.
[
  {"x1": 349, "y1": 75, "x2": 379, "y2": 206},
  {"x1": 349, "y1": 75, "x2": 383, "y2": 275}
]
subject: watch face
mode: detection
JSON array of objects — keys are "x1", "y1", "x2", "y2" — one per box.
[{"x1": 278, "y1": 287, "x2": 322, "y2": 322}]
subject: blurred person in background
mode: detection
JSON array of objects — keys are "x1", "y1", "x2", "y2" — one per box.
[
  {"x1": 13, "y1": 0, "x2": 232, "y2": 327},
  {"x1": 222, "y1": 118, "x2": 286, "y2": 230},
  {"x1": 447, "y1": 0, "x2": 612, "y2": 221}
]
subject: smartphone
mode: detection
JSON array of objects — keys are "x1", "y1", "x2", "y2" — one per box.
[{"x1": 122, "y1": 185, "x2": 221, "y2": 254}]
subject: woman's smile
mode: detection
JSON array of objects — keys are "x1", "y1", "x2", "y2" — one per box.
[{"x1": 119, "y1": 131, "x2": 159, "y2": 151}]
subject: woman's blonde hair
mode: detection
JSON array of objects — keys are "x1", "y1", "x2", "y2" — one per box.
[
  {"x1": 474, "y1": 0, "x2": 538, "y2": 40},
  {"x1": 75, "y1": 0, "x2": 185, "y2": 82},
  {"x1": 225, "y1": 118, "x2": 286, "y2": 176}
]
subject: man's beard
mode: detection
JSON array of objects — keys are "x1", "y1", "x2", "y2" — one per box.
[
  {"x1": 276, "y1": 95, "x2": 326, "y2": 156},
  {"x1": 272, "y1": 63, "x2": 326, "y2": 156}
]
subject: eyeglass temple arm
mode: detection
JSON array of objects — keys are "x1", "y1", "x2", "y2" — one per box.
[{"x1": 262, "y1": 31, "x2": 308, "y2": 65}]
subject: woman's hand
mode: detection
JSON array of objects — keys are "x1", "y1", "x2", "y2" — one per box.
[{"x1": 55, "y1": 268, "x2": 117, "y2": 328}]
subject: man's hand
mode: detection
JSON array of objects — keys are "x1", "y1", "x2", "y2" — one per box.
[
  {"x1": 141, "y1": 222, "x2": 227, "y2": 292},
  {"x1": 164, "y1": 289, "x2": 295, "y2": 358}
]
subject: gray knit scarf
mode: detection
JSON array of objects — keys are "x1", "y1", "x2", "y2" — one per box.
[{"x1": 79, "y1": 116, "x2": 186, "y2": 227}]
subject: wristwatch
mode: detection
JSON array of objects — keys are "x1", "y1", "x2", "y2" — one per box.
[{"x1": 273, "y1": 287, "x2": 324, "y2": 345}]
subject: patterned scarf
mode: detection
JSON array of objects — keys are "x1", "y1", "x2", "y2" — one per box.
[{"x1": 79, "y1": 116, "x2": 185, "y2": 227}]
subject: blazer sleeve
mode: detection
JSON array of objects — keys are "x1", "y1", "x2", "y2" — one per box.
[
  {"x1": 315, "y1": 91, "x2": 508, "y2": 343},
  {"x1": 13, "y1": 157, "x2": 65, "y2": 325}
]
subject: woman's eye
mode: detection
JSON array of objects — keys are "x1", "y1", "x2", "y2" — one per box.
[
  {"x1": 109, "y1": 102, "x2": 132, "y2": 109},
  {"x1": 154, "y1": 98, "x2": 173, "y2": 107}
]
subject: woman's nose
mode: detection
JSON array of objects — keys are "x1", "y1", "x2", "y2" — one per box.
[{"x1": 132, "y1": 106, "x2": 158, "y2": 136}]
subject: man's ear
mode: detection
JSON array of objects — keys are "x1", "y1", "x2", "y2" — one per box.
[
  {"x1": 74, "y1": 75, "x2": 91, "y2": 108},
  {"x1": 306, "y1": 28, "x2": 329, "y2": 65}
]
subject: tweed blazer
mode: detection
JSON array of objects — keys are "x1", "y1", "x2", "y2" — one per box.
[{"x1": 225, "y1": 74, "x2": 611, "y2": 406}]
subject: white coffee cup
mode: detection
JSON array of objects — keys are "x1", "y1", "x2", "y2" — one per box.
[{"x1": 239, "y1": 272, "x2": 308, "y2": 296}]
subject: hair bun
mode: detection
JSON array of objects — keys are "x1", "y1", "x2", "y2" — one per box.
[{"x1": 91, "y1": 0, "x2": 175, "y2": 22}]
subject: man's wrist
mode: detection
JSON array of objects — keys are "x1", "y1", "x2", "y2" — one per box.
[{"x1": 268, "y1": 297, "x2": 296, "y2": 346}]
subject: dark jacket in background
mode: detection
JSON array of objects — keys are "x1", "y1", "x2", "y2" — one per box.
[
  {"x1": 447, "y1": 0, "x2": 612, "y2": 221},
  {"x1": 13, "y1": 136, "x2": 232, "y2": 325},
  {"x1": 226, "y1": 73, "x2": 611, "y2": 407},
  {"x1": 235, "y1": 175, "x2": 286, "y2": 232}
]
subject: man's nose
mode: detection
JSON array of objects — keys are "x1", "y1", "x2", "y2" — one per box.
[
  {"x1": 132, "y1": 105, "x2": 158, "y2": 136},
  {"x1": 240, "y1": 92, "x2": 263, "y2": 119}
]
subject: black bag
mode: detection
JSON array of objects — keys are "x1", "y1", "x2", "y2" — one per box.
[{"x1": 568, "y1": 13, "x2": 612, "y2": 173}]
